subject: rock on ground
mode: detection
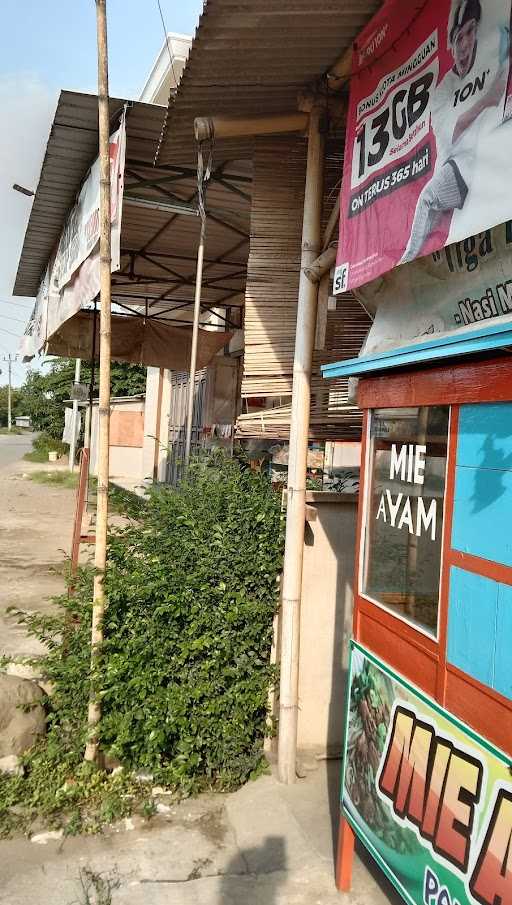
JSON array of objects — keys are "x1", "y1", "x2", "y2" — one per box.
[{"x1": 0, "y1": 674, "x2": 45, "y2": 757}]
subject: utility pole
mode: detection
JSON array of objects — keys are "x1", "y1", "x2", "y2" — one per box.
[
  {"x1": 85, "y1": 0, "x2": 112, "y2": 764},
  {"x1": 69, "y1": 358, "x2": 81, "y2": 472},
  {"x1": 3, "y1": 355, "x2": 17, "y2": 431}
]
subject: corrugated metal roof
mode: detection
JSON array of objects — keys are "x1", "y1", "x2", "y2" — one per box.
[
  {"x1": 13, "y1": 90, "x2": 251, "y2": 318},
  {"x1": 13, "y1": 91, "x2": 167, "y2": 298},
  {"x1": 157, "y1": 0, "x2": 379, "y2": 165}
]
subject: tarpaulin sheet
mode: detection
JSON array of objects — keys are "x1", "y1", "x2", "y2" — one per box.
[{"x1": 46, "y1": 310, "x2": 232, "y2": 372}]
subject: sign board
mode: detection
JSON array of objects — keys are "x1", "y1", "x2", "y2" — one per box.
[
  {"x1": 357, "y1": 221, "x2": 512, "y2": 356},
  {"x1": 342, "y1": 642, "x2": 512, "y2": 905},
  {"x1": 21, "y1": 113, "x2": 126, "y2": 361},
  {"x1": 70, "y1": 383, "x2": 89, "y2": 403},
  {"x1": 335, "y1": 0, "x2": 512, "y2": 293}
]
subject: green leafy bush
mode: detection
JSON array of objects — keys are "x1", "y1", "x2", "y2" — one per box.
[
  {"x1": 0, "y1": 453, "x2": 284, "y2": 835},
  {"x1": 24, "y1": 431, "x2": 68, "y2": 463}
]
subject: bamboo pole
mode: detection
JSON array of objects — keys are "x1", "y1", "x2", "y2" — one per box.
[
  {"x1": 322, "y1": 195, "x2": 340, "y2": 249},
  {"x1": 194, "y1": 112, "x2": 309, "y2": 144},
  {"x1": 84, "y1": 0, "x2": 112, "y2": 765},
  {"x1": 278, "y1": 106, "x2": 325, "y2": 784},
  {"x1": 304, "y1": 245, "x2": 336, "y2": 284},
  {"x1": 184, "y1": 217, "x2": 206, "y2": 467},
  {"x1": 326, "y1": 47, "x2": 353, "y2": 90}
]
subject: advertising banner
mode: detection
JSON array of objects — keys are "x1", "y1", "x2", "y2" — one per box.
[
  {"x1": 342, "y1": 642, "x2": 512, "y2": 905},
  {"x1": 335, "y1": 0, "x2": 512, "y2": 293},
  {"x1": 21, "y1": 114, "x2": 126, "y2": 361},
  {"x1": 356, "y1": 220, "x2": 512, "y2": 356}
]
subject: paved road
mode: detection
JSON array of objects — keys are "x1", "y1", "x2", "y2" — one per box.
[{"x1": 0, "y1": 432, "x2": 36, "y2": 469}]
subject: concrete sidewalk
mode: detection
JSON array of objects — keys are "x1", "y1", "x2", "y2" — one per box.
[{"x1": 0, "y1": 763, "x2": 398, "y2": 905}]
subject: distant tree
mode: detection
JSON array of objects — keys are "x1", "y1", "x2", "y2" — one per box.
[
  {"x1": 18, "y1": 358, "x2": 147, "y2": 440},
  {"x1": 0, "y1": 386, "x2": 23, "y2": 428}
]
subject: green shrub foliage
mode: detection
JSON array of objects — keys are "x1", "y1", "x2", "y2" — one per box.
[
  {"x1": 101, "y1": 454, "x2": 284, "y2": 787},
  {"x1": 1, "y1": 454, "x2": 284, "y2": 834}
]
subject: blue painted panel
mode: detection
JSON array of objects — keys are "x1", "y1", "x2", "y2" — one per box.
[
  {"x1": 457, "y1": 403, "x2": 512, "y2": 469},
  {"x1": 494, "y1": 583, "x2": 512, "y2": 701},
  {"x1": 447, "y1": 567, "x2": 497, "y2": 687},
  {"x1": 452, "y1": 465, "x2": 512, "y2": 567}
]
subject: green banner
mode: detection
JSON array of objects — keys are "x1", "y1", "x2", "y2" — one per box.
[{"x1": 342, "y1": 642, "x2": 512, "y2": 905}]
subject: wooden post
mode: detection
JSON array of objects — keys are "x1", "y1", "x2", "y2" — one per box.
[
  {"x1": 277, "y1": 106, "x2": 325, "y2": 784},
  {"x1": 184, "y1": 216, "x2": 206, "y2": 468},
  {"x1": 69, "y1": 358, "x2": 81, "y2": 472},
  {"x1": 84, "y1": 0, "x2": 112, "y2": 764},
  {"x1": 336, "y1": 816, "x2": 356, "y2": 891}
]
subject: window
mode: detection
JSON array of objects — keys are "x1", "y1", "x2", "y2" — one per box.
[{"x1": 362, "y1": 406, "x2": 449, "y2": 635}]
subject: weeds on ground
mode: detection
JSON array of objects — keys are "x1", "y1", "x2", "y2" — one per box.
[
  {"x1": 24, "y1": 432, "x2": 68, "y2": 463},
  {"x1": 0, "y1": 453, "x2": 283, "y2": 838},
  {"x1": 87, "y1": 476, "x2": 146, "y2": 518},
  {"x1": 71, "y1": 867, "x2": 121, "y2": 905},
  {"x1": 28, "y1": 470, "x2": 79, "y2": 489},
  {"x1": 0, "y1": 427, "x2": 24, "y2": 435}
]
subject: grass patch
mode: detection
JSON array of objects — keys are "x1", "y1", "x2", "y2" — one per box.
[
  {"x1": 28, "y1": 470, "x2": 79, "y2": 489},
  {"x1": 24, "y1": 432, "x2": 68, "y2": 463},
  {"x1": 0, "y1": 427, "x2": 23, "y2": 435},
  {"x1": 24, "y1": 449, "x2": 59, "y2": 463}
]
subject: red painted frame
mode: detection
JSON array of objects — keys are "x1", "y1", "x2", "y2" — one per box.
[{"x1": 336, "y1": 354, "x2": 512, "y2": 891}]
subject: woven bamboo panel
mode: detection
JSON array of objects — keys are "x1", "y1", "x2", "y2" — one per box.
[{"x1": 239, "y1": 134, "x2": 371, "y2": 440}]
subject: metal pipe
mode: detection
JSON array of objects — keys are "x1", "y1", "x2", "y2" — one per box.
[
  {"x1": 194, "y1": 112, "x2": 309, "y2": 143},
  {"x1": 152, "y1": 368, "x2": 165, "y2": 482},
  {"x1": 278, "y1": 106, "x2": 325, "y2": 785},
  {"x1": 85, "y1": 300, "x2": 98, "y2": 513},
  {"x1": 85, "y1": 0, "x2": 112, "y2": 765},
  {"x1": 124, "y1": 195, "x2": 199, "y2": 216},
  {"x1": 184, "y1": 217, "x2": 206, "y2": 467},
  {"x1": 69, "y1": 358, "x2": 81, "y2": 472}
]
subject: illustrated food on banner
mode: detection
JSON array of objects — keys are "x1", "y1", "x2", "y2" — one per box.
[
  {"x1": 343, "y1": 642, "x2": 512, "y2": 905},
  {"x1": 335, "y1": 0, "x2": 512, "y2": 294},
  {"x1": 20, "y1": 112, "x2": 126, "y2": 362}
]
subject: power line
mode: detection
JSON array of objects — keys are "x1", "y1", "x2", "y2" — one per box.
[{"x1": 156, "y1": 0, "x2": 180, "y2": 88}]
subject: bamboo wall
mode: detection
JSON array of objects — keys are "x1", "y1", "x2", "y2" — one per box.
[{"x1": 238, "y1": 134, "x2": 371, "y2": 440}]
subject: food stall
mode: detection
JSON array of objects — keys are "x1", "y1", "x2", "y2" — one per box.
[{"x1": 323, "y1": 1, "x2": 512, "y2": 903}]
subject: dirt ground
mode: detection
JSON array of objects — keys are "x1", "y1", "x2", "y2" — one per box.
[{"x1": 0, "y1": 454, "x2": 78, "y2": 662}]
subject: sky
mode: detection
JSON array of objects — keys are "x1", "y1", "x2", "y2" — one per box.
[{"x1": 0, "y1": 0, "x2": 204, "y2": 386}]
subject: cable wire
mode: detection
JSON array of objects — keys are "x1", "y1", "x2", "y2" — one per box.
[{"x1": 156, "y1": 0, "x2": 180, "y2": 88}]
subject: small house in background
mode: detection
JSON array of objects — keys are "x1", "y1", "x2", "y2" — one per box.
[
  {"x1": 14, "y1": 416, "x2": 31, "y2": 429},
  {"x1": 89, "y1": 396, "x2": 146, "y2": 494}
]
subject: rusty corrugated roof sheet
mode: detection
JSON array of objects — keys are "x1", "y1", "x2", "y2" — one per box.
[
  {"x1": 13, "y1": 91, "x2": 166, "y2": 298},
  {"x1": 157, "y1": 0, "x2": 379, "y2": 165}
]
